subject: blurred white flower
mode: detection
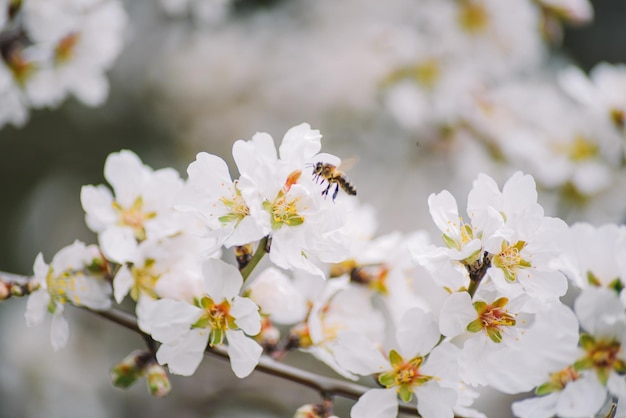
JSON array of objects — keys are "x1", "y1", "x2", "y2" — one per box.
[{"x1": 25, "y1": 240, "x2": 112, "y2": 351}]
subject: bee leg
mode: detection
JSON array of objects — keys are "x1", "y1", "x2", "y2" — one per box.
[
  {"x1": 322, "y1": 183, "x2": 331, "y2": 198},
  {"x1": 332, "y1": 184, "x2": 339, "y2": 201}
]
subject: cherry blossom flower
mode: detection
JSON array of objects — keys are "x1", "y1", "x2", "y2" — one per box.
[
  {"x1": 141, "y1": 258, "x2": 262, "y2": 377},
  {"x1": 233, "y1": 123, "x2": 352, "y2": 277},
  {"x1": 178, "y1": 151, "x2": 266, "y2": 250},
  {"x1": 334, "y1": 308, "x2": 464, "y2": 418},
  {"x1": 25, "y1": 240, "x2": 112, "y2": 351},
  {"x1": 81, "y1": 150, "x2": 187, "y2": 263}
]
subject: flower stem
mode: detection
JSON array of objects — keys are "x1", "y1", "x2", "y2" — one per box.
[
  {"x1": 467, "y1": 251, "x2": 492, "y2": 298},
  {"x1": 240, "y1": 236, "x2": 269, "y2": 282}
]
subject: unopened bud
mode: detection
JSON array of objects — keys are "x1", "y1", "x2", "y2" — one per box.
[
  {"x1": 10, "y1": 284, "x2": 23, "y2": 297},
  {"x1": 293, "y1": 404, "x2": 339, "y2": 418},
  {"x1": 145, "y1": 362, "x2": 171, "y2": 397},
  {"x1": 110, "y1": 350, "x2": 151, "y2": 389},
  {"x1": 0, "y1": 282, "x2": 10, "y2": 300},
  {"x1": 293, "y1": 404, "x2": 323, "y2": 418}
]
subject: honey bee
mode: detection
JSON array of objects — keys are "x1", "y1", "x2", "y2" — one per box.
[{"x1": 309, "y1": 161, "x2": 357, "y2": 201}]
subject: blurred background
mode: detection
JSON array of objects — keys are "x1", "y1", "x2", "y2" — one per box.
[{"x1": 1, "y1": 0, "x2": 626, "y2": 417}]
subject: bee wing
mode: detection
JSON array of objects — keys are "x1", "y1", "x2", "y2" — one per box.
[
  {"x1": 311, "y1": 152, "x2": 341, "y2": 167},
  {"x1": 338, "y1": 156, "x2": 359, "y2": 173}
]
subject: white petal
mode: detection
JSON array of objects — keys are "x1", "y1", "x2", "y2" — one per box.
[
  {"x1": 231, "y1": 296, "x2": 261, "y2": 336},
  {"x1": 156, "y1": 329, "x2": 208, "y2": 376},
  {"x1": 511, "y1": 393, "x2": 559, "y2": 418},
  {"x1": 69, "y1": 71, "x2": 109, "y2": 107},
  {"x1": 279, "y1": 123, "x2": 322, "y2": 164},
  {"x1": 246, "y1": 267, "x2": 308, "y2": 324},
  {"x1": 396, "y1": 308, "x2": 440, "y2": 357},
  {"x1": 428, "y1": 190, "x2": 460, "y2": 239},
  {"x1": 25, "y1": 289, "x2": 50, "y2": 327},
  {"x1": 305, "y1": 346, "x2": 358, "y2": 380},
  {"x1": 51, "y1": 310, "x2": 70, "y2": 351},
  {"x1": 439, "y1": 292, "x2": 476, "y2": 338},
  {"x1": 556, "y1": 374, "x2": 607, "y2": 417},
  {"x1": 420, "y1": 343, "x2": 460, "y2": 384},
  {"x1": 202, "y1": 258, "x2": 243, "y2": 301},
  {"x1": 144, "y1": 299, "x2": 202, "y2": 343},
  {"x1": 99, "y1": 226, "x2": 138, "y2": 264},
  {"x1": 575, "y1": 287, "x2": 625, "y2": 336},
  {"x1": 225, "y1": 329, "x2": 262, "y2": 378},
  {"x1": 350, "y1": 388, "x2": 398, "y2": 418},
  {"x1": 80, "y1": 184, "x2": 116, "y2": 232},
  {"x1": 414, "y1": 382, "x2": 457, "y2": 418},
  {"x1": 104, "y1": 150, "x2": 146, "y2": 205},
  {"x1": 333, "y1": 332, "x2": 389, "y2": 375},
  {"x1": 113, "y1": 264, "x2": 134, "y2": 304},
  {"x1": 32, "y1": 252, "x2": 49, "y2": 281}
]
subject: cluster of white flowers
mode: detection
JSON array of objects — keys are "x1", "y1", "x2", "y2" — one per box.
[
  {"x1": 0, "y1": 0, "x2": 126, "y2": 128},
  {"x1": 22, "y1": 122, "x2": 626, "y2": 418}
]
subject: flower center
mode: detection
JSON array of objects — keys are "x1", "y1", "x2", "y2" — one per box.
[
  {"x1": 458, "y1": 0, "x2": 489, "y2": 34},
  {"x1": 263, "y1": 171, "x2": 305, "y2": 230},
  {"x1": 6, "y1": 48, "x2": 35, "y2": 86},
  {"x1": 378, "y1": 350, "x2": 433, "y2": 402},
  {"x1": 112, "y1": 197, "x2": 157, "y2": 241},
  {"x1": 492, "y1": 240, "x2": 531, "y2": 282},
  {"x1": 218, "y1": 182, "x2": 250, "y2": 226},
  {"x1": 467, "y1": 297, "x2": 516, "y2": 343},
  {"x1": 129, "y1": 259, "x2": 160, "y2": 301},
  {"x1": 193, "y1": 296, "x2": 236, "y2": 346},
  {"x1": 46, "y1": 269, "x2": 82, "y2": 308},
  {"x1": 536, "y1": 366, "x2": 580, "y2": 395},
  {"x1": 55, "y1": 33, "x2": 80, "y2": 65},
  {"x1": 576, "y1": 334, "x2": 626, "y2": 385}
]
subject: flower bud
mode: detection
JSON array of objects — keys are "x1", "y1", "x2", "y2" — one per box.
[
  {"x1": 293, "y1": 404, "x2": 323, "y2": 418},
  {"x1": 110, "y1": 350, "x2": 151, "y2": 389},
  {"x1": 145, "y1": 362, "x2": 171, "y2": 397},
  {"x1": 0, "y1": 282, "x2": 10, "y2": 300}
]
